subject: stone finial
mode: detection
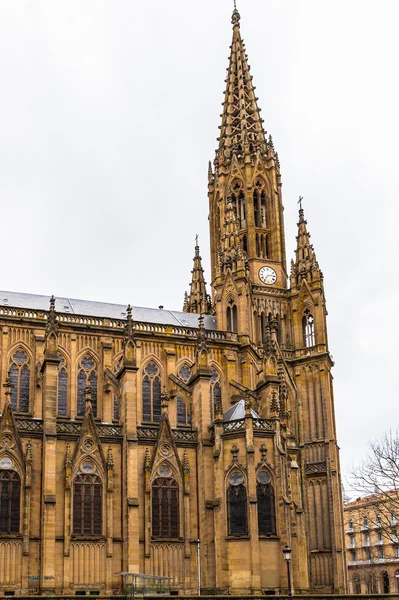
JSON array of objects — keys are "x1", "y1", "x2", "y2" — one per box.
[
  {"x1": 195, "y1": 314, "x2": 210, "y2": 367},
  {"x1": 244, "y1": 392, "x2": 252, "y2": 414},
  {"x1": 85, "y1": 385, "x2": 93, "y2": 408},
  {"x1": 65, "y1": 443, "x2": 72, "y2": 468},
  {"x1": 182, "y1": 450, "x2": 190, "y2": 474},
  {"x1": 25, "y1": 440, "x2": 32, "y2": 465},
  {"x1": 161, "y1": 388, "x2": 170, "y2": 413},
  {"x1": 185, "y1": 242, "x2": 211, "y2": 314},
  {"x1": 45, "y1": 295, "x2": 59, "y2": 356},
  {"x1": 231, "y1": 444, "x2": 239, "y2": 463},
  {"x1": 260, "y1": 443, "x2": 268, "y2": 462},
  {"x1": 123, "y1": 304, "x2": 137, "y2": 364},
  {"x1": 107, "y1": 446, "x2": 114, "y2": 469},
  {"x1": 144, "y1": 447, "x2": 151, "y2": 472},
  {"x1": 270, "y1": 390, "x2": 280, "y2": 414},
  {"x1": 3, "y1": 373, "x2": 12, "y2": 404}
]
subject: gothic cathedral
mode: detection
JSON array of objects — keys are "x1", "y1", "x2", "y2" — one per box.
[{"x1": 0, "y1": 8, "x2": 347, "y2": 595}]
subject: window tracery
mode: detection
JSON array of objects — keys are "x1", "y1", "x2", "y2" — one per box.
[
  {"x1": 0, "y1": 470, "x2": 20, "y2": 534},
  {"x1": 302, "y1": 309, "x2": 315, "y2": 347},
  {"x1": 77, "y1": 355, "x2": 98, "y2": 417},
  {"x1": 142, "y1": 361, "x2": 161, "y2": 423},
  {"x1": 253, "y1": 179, "x2": 267, "y2": 229},
  {"x1": 227, "y1": 469, "x2": 248, "y2": 536},
  {"x1": 231, "y1": 180, "x2": 246, "y2": 229},
  {"x1": 226, "y1": 300, "x2": 238, "y2": 333},
  {"x1": 210, "y1": 368, "x2": 222, "y2": 420},
  {"x1": 57, "y1": 354, "x2": 68, "y2": 417},
  {"x1": 73, "y1": 472, "x2": 102, "y2": 536},
  {"x1": 256, "y1": 470, "x2": 276, "y2": 535},
  {"x1": 152, "y1": 473, "x2": 179, "y2": 539},
  {"x1": 9, "y1": 349, "x2": 30, "y2": 413}
]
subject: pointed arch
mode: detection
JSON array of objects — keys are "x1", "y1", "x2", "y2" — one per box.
[
  {"x1": 57, "y1": 352, "x2": 68, "y2": 417},
  {"x1": 225, "y1": 465, "x2": 248, "y2": 536},
  {"x1": 76, "y1": 352, "x2": 98, "y2": 417},
  {"x1": 302, "y1": 308, "x2": 315, "y2": 347},
  {"x1": 256, "y1": 468, "x2": 276, "y2": 535},
  {"x1": 142, "y1": 358, "x2": 163, "y2": 423},
  {"x1": 8, "y1": 345, "x2": 32, "y2": 413},
  {"x1": 209, "y1": 365, "x2": 223, "y2": 420},
  {"x1": 226, "y1": 299, "x2": 238, "y2": 333}
]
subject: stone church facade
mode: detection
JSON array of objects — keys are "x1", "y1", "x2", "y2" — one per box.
[{"x1": 0, "y1": 8, "x2": 347, "y2": 596}]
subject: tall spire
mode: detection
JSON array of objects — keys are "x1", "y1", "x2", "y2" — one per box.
[
  {"x1": 217, "y1": 8, "x2": 267, "y2": 160},
  {"x1": 290, "y1": 199, "x2": 322, "y2": 288},
  {"x1": 184, "y1": 239, "x2": 211, "y2": 314}
]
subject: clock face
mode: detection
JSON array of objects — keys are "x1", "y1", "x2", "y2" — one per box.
[{"x1": 259, "y1": 266, "x2": 277, "y2": 285}]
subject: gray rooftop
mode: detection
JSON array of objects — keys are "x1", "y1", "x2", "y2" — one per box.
[
  {"x1": 0, "y1": 290, "x2": 217, "y2": 330},
  {"x1": 223, "y1": 399, "x2": 260, "y2": 421}
]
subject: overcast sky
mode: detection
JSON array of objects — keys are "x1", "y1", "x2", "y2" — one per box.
[{"x1": 0, "y1": 0, "x2": 398, "y2": 483}]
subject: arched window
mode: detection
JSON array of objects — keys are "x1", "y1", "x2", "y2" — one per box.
[
  {"x1": 256, "y1": 471, "x2": 276, "y2": 535},
  {"x1": 9, "y1": 350, "x2": 30, "y2": 413},
  {"x1": 73, "y1": 473, "x2": 102, "y2": 536},
  {"x1": 57, "y1": 355, "x2": 68, "y2": 417},
  {"x1": 353, "y1": 575, "x2": 361, "y2": 595},
  {"x1": 253, "y1": 180, "x2": 266, "y2": 228},
  {"x1": 302, "y1": 309, "x2": 315, "y2": 347},
  {"x1": 227, "y1": 470, "x2": 248, "y2": 536},
  {"x1": 113, "y1": 396, "x2": 120, "y2": 421},
  {"x1": 210, "y1": 368, "x2": 222, "y2": 420},
  {"x1": 226, "y1": 301, "x2": 238, "y2": 333},
  {"x1": 382, "y1": 571, "x2": 390, "y2": 595},
  {"x1": 176, "y1": 397, "x2": 190, "y2": 427},
  {"x1": 152, "y1": 476, "x2": 179, "y2": 539},
  {"x1": 232, "y1": 181, "x2": 246, "y2": 229},
  {"x1": 0, "y1": 470, "x2": 20, "y2": 534},
  {"x1": 142, "y1": 362, "x2": 161, "y2": 423},
  {"x1": 77, "y1": 355, "x2": 98, "y2": 417}
]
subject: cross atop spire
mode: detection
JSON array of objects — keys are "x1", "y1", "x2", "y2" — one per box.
[{"x1": 290, "y1": 205, "x2": 322, "y2": 288}]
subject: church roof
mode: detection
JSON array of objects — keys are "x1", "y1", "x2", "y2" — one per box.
[
  {"x1": 223, "y1": 399, "x2": 260, "y2": 421},
  {"x1": 0, "y1": 290, "x2": 217, "y2": 330}
]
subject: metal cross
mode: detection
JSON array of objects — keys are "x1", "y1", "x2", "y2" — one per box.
[
  {"x1": 298, "y1": 196, "x2": 303, "y2": 210},
  {"x1": 195, "y1": 233, "x2": 199, "y2": 246},
  {"x1": 234, "y1": 0, "x2": 237, "y2": 10}
]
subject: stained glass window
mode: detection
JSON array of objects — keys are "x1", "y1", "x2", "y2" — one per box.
[
  {"x1": 227, "y1": 483, "x2": 248, "y2": 536},
  {"x1": 152, "y1": 477, "x2": 179, "y2": 539},
  {"x1": 77, "y1": 355, "x2": 98, "y2": 417},
  {"x1": 142, "y1": 362, "x2": 161, "y2": 423},
  {"x1": 9, "y1": 350, "x2": 30, "y2": 413},
  {"x1": 73, "y1": 473, "x2": 102, "y2": 536},
  {"x1": 57, "y1": 355, "x2": 68, "y2": 417},
  {"x1": 177, "y1": 397, "x2": 190, "y2": 427},
  {"x1": 257, "y1": 473, "x2": 276, "y2": 535},
  {"x1": 0, "y1": 470, "x2": 20, "y2": 534}
]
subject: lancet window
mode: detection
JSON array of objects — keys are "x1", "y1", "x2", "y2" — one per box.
[
  {"x1": 57, "y1": 354, "x2": 68, "y2": 417},
  {"x1": 0, "y1": 470, "x2": 20, "y2": 534},
  {"x1": 302, "y1": 309, "x2": 315, "y2": 347},
  {"x1": 9, "y1": 349, "x2": 30, "y2": 413},
  {"x1": 231, "y1": 181, "x2": 246, "y2": 229},
  {"x1": 256, "y1": 470, "x2": 276, "y2": 535},
  {"x1": 113, "y1": 396, "x2": 120, "y2": 421},
  {"x1": 77, "y1": 355, "x2": 98, "y2": 417},
  {"x1": 152, "y1": 471, "x2": 179, "y2": 539},
  {"x1": 142, "y1": 361, "x2": 162, "y2": 423},
  {"x1": 227, "y1": 470, "x2": 248, "y2": 536},
  {"x1": 253, "y1": 179, "x2": 267, "y2": 229},
  {"x1": 210, "y1": 368, "x2": 222, "y2": 420},
  {"x1": 226, "y1": 300, "x2": 238, "y2": 333},
  {"x1": 73, "y1": 473, "x2": 102, "y2": 536}
]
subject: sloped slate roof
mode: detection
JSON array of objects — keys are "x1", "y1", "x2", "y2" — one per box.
[
  {"x1": 223, "y1": 399, "x2": 260, "y2": 421},
  {"x1": 0, "y1": 290, "x2": 217, "y2": 330}
]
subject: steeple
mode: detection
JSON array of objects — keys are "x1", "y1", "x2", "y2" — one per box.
[
  {"x1": 290, "y1": 200, "x2": 323, "y2": 289},
  {"x1": 217, "y1": 7, "x2": 267, "y2": 160},
  {"x1": 183, "y1": 239, "x2": 211, "y2": 314}
]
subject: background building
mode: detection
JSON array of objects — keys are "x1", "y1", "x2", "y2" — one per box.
[
  {"x1": 345, "y1": 494, "x2": 399, "y2": 594},
  {"x1": 0, "y1": 9, "x2": 347, "y2": 595}
]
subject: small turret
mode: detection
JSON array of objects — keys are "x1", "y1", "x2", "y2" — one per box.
[
  {"x1": 290, "y1": 198, "x2": 323, "y2": 289},
  {"x1": 183, "y1": 238, "x2": 211, "y2": 314}
]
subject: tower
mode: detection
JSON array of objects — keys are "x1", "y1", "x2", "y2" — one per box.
[{"x1": 203, "y1": 7, "x2": 347, "y2": 592}]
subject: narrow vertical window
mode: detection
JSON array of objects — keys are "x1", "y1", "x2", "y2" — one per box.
[
  {"x1": 302, "y1": 309, "x2": 315, "y2": 347},
  {"x1": 73, "y1": 473, "x2": 102, "y2": 536},
  {"x1": 77, "y1": 355, "x2": 98, "y2": 417},
  {"x1": 0, "y1": 470, "x2": 20, "y2": 534},
  {"x1": 9, "y1": 350, "x2": 30, "y2": 413},
  {"x1": 113, "y1": 396, "x2": 120, "y2": 421},
  {"x1": 226, "y1": 301, "x2": 238, "y2": 333},
  {"x1": 176, "y1": 397, "x2": 190, "y2": 427},
  {"x1": 227, "y1": 470, "x2": 247, "y2": 536},
  {"x1": 257, "y1": 471, "x2": 276, "y2": 535},
  {"x1": 142, "y1": 362, "x2": 161, "y2": 423},
  {"x1": 152, "y1": 476, "x2": 179, "y2": 539},
  {"x1": 57, "y1": 355, "x2": 68, "y2": 417},
  {"x1": 210, "y1": 368, "x2": 222, "y2": 419}
]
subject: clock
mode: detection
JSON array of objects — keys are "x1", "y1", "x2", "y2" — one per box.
[{"x1": 259, "y1": 266, "x2": 277, "y2": 285}]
